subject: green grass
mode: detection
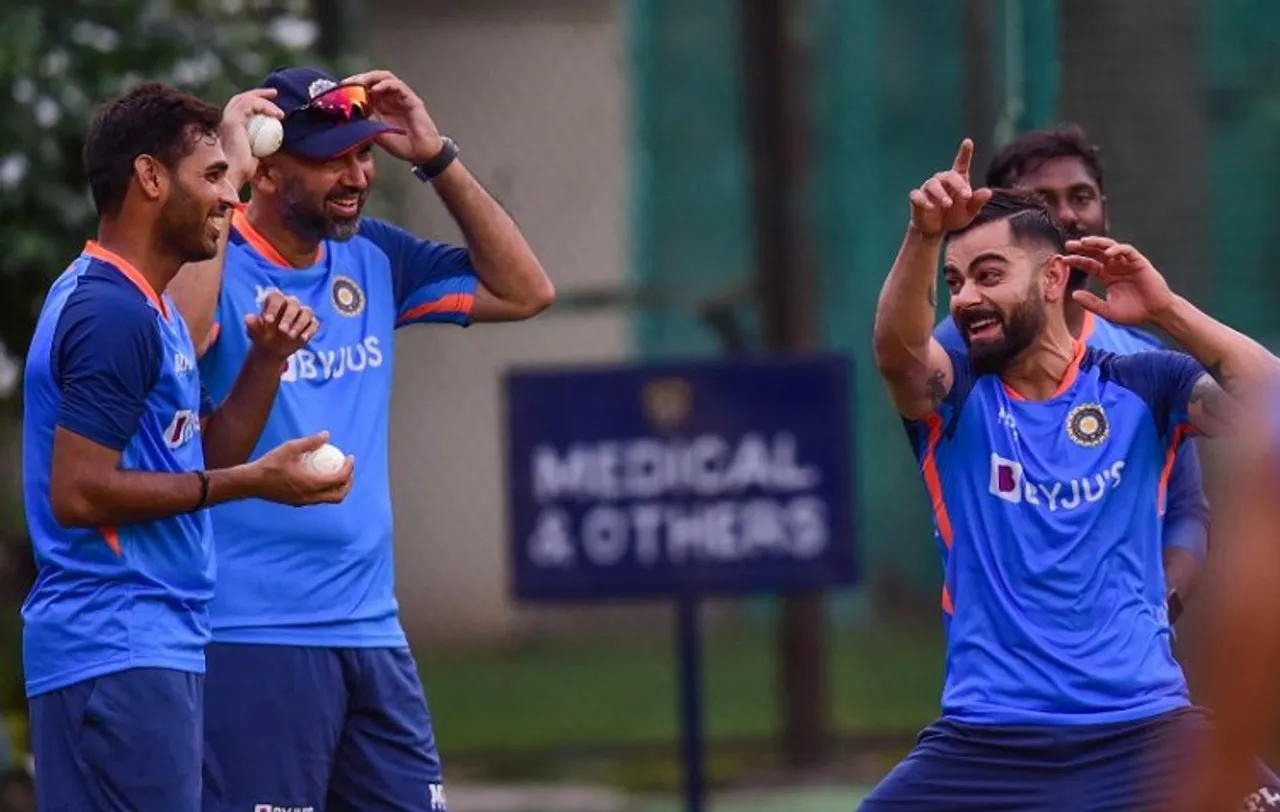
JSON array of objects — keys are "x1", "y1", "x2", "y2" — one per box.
[
  {"x1": 420, "y1": 620, "x2": 944, "y2": 754},
  {"x1": 634, "y1": 785, "x2": 871, "y2": 812}
]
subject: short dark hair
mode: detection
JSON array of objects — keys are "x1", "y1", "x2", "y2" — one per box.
[
  {"x1": 984, "y1": 124, "x2": 1105, "y2": 193},
  {"x1": 949, "y1": 188, "x2": 1068, "y2": 254},
  {"x1": 82, "y1": 82, "x2": 223, "y2": 219}
]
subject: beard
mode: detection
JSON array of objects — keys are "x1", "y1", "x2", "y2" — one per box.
[
  {"x1": 158, "y1": 182, "x2": 221, "y2": 264},
  {"x1": 279, "y1": 173, "x2": 366, "y2": 244},
  {"x1": 956, "y1": 287, "x2": 1046, "y2": 376}
]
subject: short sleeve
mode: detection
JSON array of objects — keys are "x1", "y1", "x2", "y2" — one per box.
[
  {"x1": 1103, "y1": 350, "x2": 1205, "y2": 440},
  {"x1": 52, "y1": 288, "x2": 162, "y2": 451},
  {"x1": 1161, "y1": 441, "x2": 1209, "y2": 559},
  {"x1": 902, "y1": 346, "x2": 977, "y2": 448},
  {"x1": 359, "y1": 218, "x2": 478, "y2": 327},
  {"x1": 933, "y1": 315, "x2": 965, "y2": 351}
]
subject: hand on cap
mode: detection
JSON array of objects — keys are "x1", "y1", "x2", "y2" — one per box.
[{"x1": 343, "y1": 70, "x2": 445, "y2": 166}]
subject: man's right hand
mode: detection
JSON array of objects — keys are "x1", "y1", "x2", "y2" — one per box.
[
  {"x1": 248, "y1": 432, "x2": 354, "y2": 507},
  {"x1": 908, "y1": 139, "x2": 992, "y2": 238},
  {"x1": 219, "y1": 88, "x2": 285, "y2": 191}
]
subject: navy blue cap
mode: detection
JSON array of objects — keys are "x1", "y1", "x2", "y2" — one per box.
[{"x1": 261, "y1": 66, "x2": 402, "y2": 160}]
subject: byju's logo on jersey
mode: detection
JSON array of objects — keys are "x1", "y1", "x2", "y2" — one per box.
[
  {"x1": 1066, "y1": 402, "x2": 1109, "y2": 447},
  {"x1": 281, "y1": 335, "x2": 384, "y2": 383},
  {"x1": 164, "y1": 409, "x2": 200, "y2": 449},
  {"x1": 989, "y1": 452, "x2": 1126, "y2": 512},
  {"x1": 332, "y1": 275, "x2": 365, "y2": 316}
]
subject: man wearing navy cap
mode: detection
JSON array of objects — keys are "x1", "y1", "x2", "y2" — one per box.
[{"x1": 170, "y1": 66, "x2": 554, "y2": 812}]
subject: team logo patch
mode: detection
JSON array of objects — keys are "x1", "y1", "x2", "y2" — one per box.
[
  {"x1": 1066, "y1": 403, "x2": 1108, "y2": 447},
  {"x1": 307, "y1": 77, "x2": 337, "y2": 100},
  {"x1": 331, "y1": 275, "x2": 365, "y2": 316}
]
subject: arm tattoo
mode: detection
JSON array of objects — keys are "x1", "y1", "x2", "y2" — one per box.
[
  {"x1": 1190, "y1": 374, "x2": 1238, "y2": 424},
  {"x1": 1205, "y1": 360, "x2": 1236, "y2": 394},
  {"x1": 926, "y1": 369, "x2": 947, "y2": 408}
]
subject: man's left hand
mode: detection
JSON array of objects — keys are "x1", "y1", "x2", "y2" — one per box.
[
  {"x1": 1063, "y1": 236, "x2": 1177, "y2": 326},
  {"x1": 344, "y1": 70, "x2": 445, "y2": 166},
  {"x1": 246, "y1": 291, "x2": 318, "y2": 362}
]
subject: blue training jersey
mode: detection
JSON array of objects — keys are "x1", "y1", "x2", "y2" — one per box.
[
  {"x1": 22, "y1": 242, "x2": 214, "y2": 697},
  {"x1": 198, "y1": 209, "x2": 477, "y2": 647},
  {"x1": 936, "y1": 311, "x2": 1209, "y2": 560},
  {"x1": 904, "y1": 342, "x2": 1204, "y2": 725}
]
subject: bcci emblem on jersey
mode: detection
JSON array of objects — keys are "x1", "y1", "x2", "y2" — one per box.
[
  {"x1": 331, "y1": 275, "x2": 366, "y2": 317},
  {"x1": 1066, "y1": 403, "x2": 1108, "y2": 448}
]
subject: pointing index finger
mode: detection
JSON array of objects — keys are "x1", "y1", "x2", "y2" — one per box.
[{"x1": 952, "y1": 138, "x2": 975, "y2": 178}]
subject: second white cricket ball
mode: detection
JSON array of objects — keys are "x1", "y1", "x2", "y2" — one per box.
[{"x1": 304, "y1": 442, "x2": 345, "y2": 475}]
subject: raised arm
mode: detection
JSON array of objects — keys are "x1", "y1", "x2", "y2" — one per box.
[
  {"x1": 1154, "y1": 296, "x2": 1278, "y2": 437},
  {"x1": 343, "y1": 69, "x2": 554, "y2": 324},
  {"x1": 1065, "y1": 236, "x2": 1280, "y2": 438},
  {"x1": 170, "y1": 89, "x2": 284, "y2": 356},
  {"x1": 874, "y1": 139, "x2": 991, "y2": 420}
]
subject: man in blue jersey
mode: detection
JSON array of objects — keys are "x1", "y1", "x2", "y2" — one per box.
[
  {"x1": 22, "y1": 82, "x2": 356, "y2": 811},
  {"x1": 168, "y1": 66, "x2": 553, "y2": 812},
  {"x1": 863, "y1": 138, "x2": 1280, "y2": 810},
  {"x1": 934, "y1": 125, "x2": 1208, "y2": 622}
]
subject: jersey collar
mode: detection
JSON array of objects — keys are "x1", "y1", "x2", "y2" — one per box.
[
  {"x1": 1001, "y1": 339, "x2": 1086, "y2": 402},
  {"x1": 231, "y1": 204, "x2": 326, "y2": 269},
  {"x1": 82, "y1": 240, "x2": 170, "y2": 321}
]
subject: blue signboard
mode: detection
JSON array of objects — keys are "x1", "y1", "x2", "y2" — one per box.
[{"x1": 504, "y1": 353, "x2": 857, "y2": 601}]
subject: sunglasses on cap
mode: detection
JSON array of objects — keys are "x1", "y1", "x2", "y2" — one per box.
[{"x1": 288, "y1": 83, "x2": 371, "y2": 122}]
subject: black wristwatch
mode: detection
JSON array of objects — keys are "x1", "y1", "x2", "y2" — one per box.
[{"x1": 411, "y1": 137, "x2": 459, "y2": 182}]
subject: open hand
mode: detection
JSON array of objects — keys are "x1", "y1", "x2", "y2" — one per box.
[
  {"x1": 343, "y1": 69, "x2": 444, "y2": 165},
  {"x1": 246, "y1": 290, "x2": 318, "y2": 362},
  {"x1": 909, "y1": 139, "x2": 993, "y2": 238},
  {"x1": 1063, "y1": 237, "x2": 1175, "y2": 325}
]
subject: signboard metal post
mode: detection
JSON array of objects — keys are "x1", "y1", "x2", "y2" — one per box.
[{"x1": 676, "y1": 595, "x2": 705, "y2": 812}]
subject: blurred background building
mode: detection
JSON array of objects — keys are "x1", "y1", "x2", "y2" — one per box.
[{"x1": 1, "y1": 0, "x2": 1278, "y2": 809}]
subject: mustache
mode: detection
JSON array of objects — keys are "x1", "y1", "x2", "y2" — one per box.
[
  {"x1": 955, "y1": 308, "x2": 1004, "y2": 328},
  {"x1": 326, "y1": 187, "x2": 365, "y2": 200}
]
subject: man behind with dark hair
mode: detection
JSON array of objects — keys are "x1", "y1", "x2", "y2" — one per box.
[
  {"x1": 22, "y1": 81, "x2": 357, "y2": 810},
  {"x1": 935, "y1": 124, "x2": 1209, "y2": 626},
  {"x1": 864, "y1": 139, "x2": 1280, "y2": 809}
]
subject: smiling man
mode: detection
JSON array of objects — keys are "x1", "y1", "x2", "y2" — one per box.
[
  {"x1": 933, "y1": 125, "x2": 1209, "y2": 624},
  {"x1": 22, "y1": 82, "x2": 352, "y2": 812},
  {"x1": 168, "y1": 66, "x2": 554, "y2": 812},
  {"x1": 862, "y1": 139, "x2": 1280, "y2": 810}
]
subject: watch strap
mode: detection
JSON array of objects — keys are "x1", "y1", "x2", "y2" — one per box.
[{"x1": 411, "y1": 137, "x2": 459, "y2": 182}]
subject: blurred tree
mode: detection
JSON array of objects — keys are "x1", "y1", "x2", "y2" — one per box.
[{"x1": 0, "y1": 0, "x2": 326, "y2": 364}]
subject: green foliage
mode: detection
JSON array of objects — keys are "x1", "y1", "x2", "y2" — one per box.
[{"x1": 0, "y1": 0, "x2": 331, "y2": 359}]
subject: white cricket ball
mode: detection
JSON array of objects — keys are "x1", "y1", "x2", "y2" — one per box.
[
  {"x1": 247, "y1": 114, "x2": 283, "y2": 159},
  {"x1": 303, "y1": 442, "x2": 345, "y2": 475}
]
